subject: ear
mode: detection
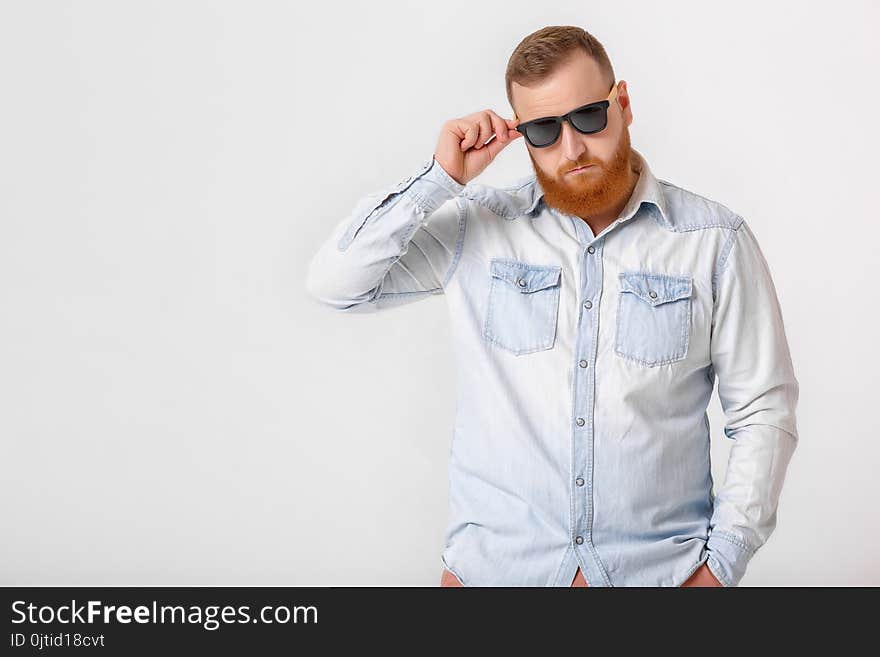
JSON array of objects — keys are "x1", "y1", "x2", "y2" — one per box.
[{"x1": 616, "y1": 80, "x2": 629, "y2": 110}]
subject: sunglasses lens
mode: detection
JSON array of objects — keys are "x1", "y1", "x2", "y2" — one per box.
[
  {"x1": 571, "y1": 105, "x2": 607, "y2": 134},
  {"x1": 524, "y1": 119, "x2": 561, "y2": 147}
]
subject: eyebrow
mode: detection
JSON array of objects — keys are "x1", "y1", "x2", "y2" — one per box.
[{"x1": 521, "y1": 98, "x2": 604, "y2": 124}]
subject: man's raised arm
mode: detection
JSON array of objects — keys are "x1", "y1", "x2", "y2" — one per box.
[
  {"x1": 305, "y1": 156, "x2": 467, "y2": 312},
  {"x1": 305, "y1": 111, "x2": 522, "y2": 312}
]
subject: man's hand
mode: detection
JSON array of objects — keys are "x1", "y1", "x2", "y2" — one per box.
[
  {"x1": 433, "y1": 109, "x2": 522, "y2": 186},
  {"x1": 680, "y1": 562, "x2": 724, "y2": 587}
]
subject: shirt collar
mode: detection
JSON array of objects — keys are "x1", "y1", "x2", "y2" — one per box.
[{"x1": 522, "y1": 147, "x2": 672, "y2": 230}]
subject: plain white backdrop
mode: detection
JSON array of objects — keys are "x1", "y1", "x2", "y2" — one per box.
[{"x1": 1, "y1": 1, "x2": 878, "y2": 585}]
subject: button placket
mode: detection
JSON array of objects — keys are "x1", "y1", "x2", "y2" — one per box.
[{"x1": 568, "y1": 237, "x2": 607, "y2": 583}]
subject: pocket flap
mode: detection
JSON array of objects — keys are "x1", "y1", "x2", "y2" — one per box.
[
  {"x1": 618, "y1": 271, "x2": 692, "y2": 306},
  {"x1": 490, "y1": 258, "x2": 562, "y2": 293}
]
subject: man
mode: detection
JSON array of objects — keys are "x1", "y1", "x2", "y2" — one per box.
[{"x1": 305, "y1": 25, "x2": 799, "y2": 587}]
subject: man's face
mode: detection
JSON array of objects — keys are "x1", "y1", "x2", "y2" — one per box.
[{"x1": 511, "y1": 51, "x2": 636, "y2": 220}]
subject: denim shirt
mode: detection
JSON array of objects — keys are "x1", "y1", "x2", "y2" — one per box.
[{"x1": 305, "y1": 148, "x2": 799, "y2": 587}]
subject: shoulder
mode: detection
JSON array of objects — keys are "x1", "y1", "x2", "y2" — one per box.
[
  {"x1": 657, "y1": 178, "x2": 744, "y2": 233},
  {"x1": 459, "y1": 173, "x2": 542, "y2": 220}
]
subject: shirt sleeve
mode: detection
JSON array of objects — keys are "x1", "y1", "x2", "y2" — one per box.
[
  {"x1": 704, "y1": 218, "x2": 800, "y2": 587},
  {"x1": 305, "y1": 155, "x2": 467, "y2": 312}
]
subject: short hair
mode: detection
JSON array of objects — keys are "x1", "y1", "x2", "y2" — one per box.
[{"x1": 505, "y1": 26, "x2": 616, "y2": 114}]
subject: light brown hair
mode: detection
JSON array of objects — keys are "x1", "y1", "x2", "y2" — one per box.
[{"x1": 505, "y1": 26, "x2": 616, "y2": 114}]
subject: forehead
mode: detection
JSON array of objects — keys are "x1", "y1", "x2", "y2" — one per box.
[{"x1": 512, "y1": 52, "x2": 608, "y2": 122}]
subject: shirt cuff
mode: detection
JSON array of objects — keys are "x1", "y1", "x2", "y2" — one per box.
[
  {"x1": 402, "y1": 156, "x2": 466, "y2": 214},
  {"x1": 705, "y1": 530, "x2": 758, "y2": 587}
]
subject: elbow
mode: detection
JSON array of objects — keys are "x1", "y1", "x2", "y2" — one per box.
[
  {"x1": 304, "y1": 267, "x2": 347, "y2": 310},
  {"x1": 304, "y1": 261, "x2": 330, "y2": 306},
  {"x1": 303, "y1": 258, "x2": 327, "y2": 305},
  {"x1": 304, "y1": 262, "x2": 377, "y2": 312},
  {"x1": 304, "y1": 258, "x2": 343, "y2": 309}
]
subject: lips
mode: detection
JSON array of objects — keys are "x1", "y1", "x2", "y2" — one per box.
[{"x1": 568, "y1": 164, "x2": 595, "y2": 174}]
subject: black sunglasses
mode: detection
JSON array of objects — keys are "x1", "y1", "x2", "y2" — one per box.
[{"x1": 514, "y1": 83, "x2": 619, "y2": 148}]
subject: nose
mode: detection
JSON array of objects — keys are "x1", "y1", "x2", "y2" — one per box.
[{"x1": 559, "y1": 119, "x2": 587, "y2": 161}]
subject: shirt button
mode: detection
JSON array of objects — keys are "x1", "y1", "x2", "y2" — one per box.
[
  {"x1": 649, "y1": 290, "x2": 657, "y2": 299},
  {"x1": 517, "y1": 278, "x2": 526, "y2": 287},
  {"x1": 576, "y1": 477, "x2": 584, "y2": 486},
  {"x1": 587, "y1": 245, "x2": 595, "y2": 254},
  {"x1": 576, "y1": 417, "x2": 585, "y2": 426},
  {"x1": 579, "y1": 359, "x2": 588, "y2": 368},
  {"x1": 583, "y1": 300, "x2": 592, "y2": 309},
  {"x1": 575, "y1": 536, "x2": 584, "y2": 545}
]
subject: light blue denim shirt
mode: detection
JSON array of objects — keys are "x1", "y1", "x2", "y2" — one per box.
[{"x1": 305, "y1": 148, "x2": 799, "y2": 587}]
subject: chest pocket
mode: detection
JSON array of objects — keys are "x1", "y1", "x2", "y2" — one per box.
[
  {"x1": 483, "y1": 258, "x2": 562, "y2": 356},
  {"x1": 615, "y1": 271, "x2": 693, "y2": 366}
]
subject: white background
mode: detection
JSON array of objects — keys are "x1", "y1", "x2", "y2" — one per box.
[{"x1": 2, "y1": 1, "x2": 878, "y2": 585}]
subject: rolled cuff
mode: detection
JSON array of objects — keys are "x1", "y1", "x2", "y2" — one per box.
[
  {"x1": 705, "y1": 530, "x2": 757, "y2": 587},
  {"x1": 402, "y1": 156, "x2": 466, "y2": 214}
]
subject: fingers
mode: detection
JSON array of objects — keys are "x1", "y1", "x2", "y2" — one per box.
[
  {"x1": 461, "y1": 123, "x2": 479, "y2": 151},
  {"x1": 462, "y1": 115, "x2": 491, "y2": 151},
  {"x1": 476, "y1": 115, "x2": 492, "y2": 148},
  {"x1": 483, "y1": 111, "x2": 524, "y2": 157},
  {"x1": 458, "y1": 110, "x2": 520, "y2": 153},
  {"x1": 487, "y1": 111, "x2": 508, "y2": 146},
  {"x1": 506, "y1": 117, "x2": 522, "y2": 141}
]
